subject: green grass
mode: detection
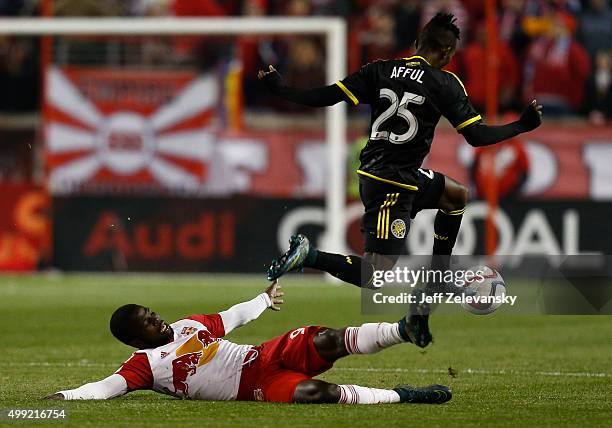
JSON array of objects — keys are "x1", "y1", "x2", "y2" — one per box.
[{"x1": 1, "y1": 274, "x2": 611, "y2": 427}]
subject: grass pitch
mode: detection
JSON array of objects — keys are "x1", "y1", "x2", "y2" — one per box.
[{"x1": 1, "y1": 273, "x2": 611, "y2": 427}]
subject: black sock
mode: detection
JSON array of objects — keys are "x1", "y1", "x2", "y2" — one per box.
[
  {"x1": 304, "y1": 250, "x2": 374, "y2": 288},
  {"x1": 429, "y1": 209, "x2": 464, "y2": 292},
  {"x1": 433, "y1": 209, "x2": 464, "y2": 256}
]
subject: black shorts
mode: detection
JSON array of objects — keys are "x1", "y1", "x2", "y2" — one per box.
[{"x1": 359, "y1": 169, "x2": 445, "y2": 254}]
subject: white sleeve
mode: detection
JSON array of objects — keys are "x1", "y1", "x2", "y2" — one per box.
[
  {"x1": 58, "y1": 374, "x2": 128, "y2": 400},
  {"x1": 219, "y1": 292, "x2": 272, "y2": 334}
]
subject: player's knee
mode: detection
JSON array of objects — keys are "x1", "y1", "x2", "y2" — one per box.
[
  {"x1": 457, "y1": 184, "x2": 469, "y2": 207},
  {"x1": 313, "y1": 328, "x2": 346, "y2": 358},
  {"x1": 293, "y1": 380, "x2": 340, "y2": 404},
  {"x1": 442, "y1": 182, "x2": 468, "y2": 211}
]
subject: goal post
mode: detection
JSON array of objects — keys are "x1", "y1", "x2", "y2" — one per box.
[{"x1": 0, "y1": 17, "x2": 349, "y2": 256}]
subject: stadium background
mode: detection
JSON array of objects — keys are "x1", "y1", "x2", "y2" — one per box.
[
  {"x1": 1, "y1": 0, "x2": 612, "y2": 272},
  {"x1": 1, "y1": 2, "x2": 611, "y2": 427}
]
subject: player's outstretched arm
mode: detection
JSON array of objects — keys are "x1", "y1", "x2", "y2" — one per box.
[
  {"x1": 461, "y1": 100, "x2": 543, "y2": 147},
  {"x1": 219, "y1": 280, "x2": 284, "y2": 334},
  {"x1": 43, "y1": 374, "x2": 129, "y2": 400},
  {"x1": 257, "y1": 65, "x2": 345, "y2": 107}
]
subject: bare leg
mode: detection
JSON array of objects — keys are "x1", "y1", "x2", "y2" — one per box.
[
  {"x1": 312, "y1": 324, "x2": 407, "y2": 362},
  {"x1": 291, "y1": 326, "x2": 450, "y2": 404},
  {"x1": 438, "y1": 175, "x2": 469, "y2": 214},
  {"x1": 293, "y1": 380, "x2": 341, "y2": 403}
]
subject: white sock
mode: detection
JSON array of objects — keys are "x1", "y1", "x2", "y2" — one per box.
[
  {"x1": 344, "y1": 322, "x2": 405, "y2": 354},
  {"x1": 338, "y1": 385, "x2": 401, "y2": 404}
]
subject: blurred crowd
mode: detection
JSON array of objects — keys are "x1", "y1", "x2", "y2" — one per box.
[{"x1": 1, "y1": 0, "x2": 611, "y2": 122}]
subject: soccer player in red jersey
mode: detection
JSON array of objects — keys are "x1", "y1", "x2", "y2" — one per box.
[{"x1": 45, "y1": 282, "x2": 450, "y2": 404}]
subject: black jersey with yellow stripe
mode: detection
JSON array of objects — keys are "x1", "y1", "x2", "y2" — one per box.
[{"x1": 336, "y1": 56, "x2": 481, "y2": 187}]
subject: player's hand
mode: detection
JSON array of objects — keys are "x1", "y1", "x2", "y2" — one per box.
[
  {"x1": 519, "y1": 100, "x2": 543, "y2": 131},
  {"x1": 43, "y1": 393, "x2": 65, "y2": 400},
  {"x1": 265, "y1": 280, "x2": 284, "y2": 311},
  {"x1": 257, "y1": 65, "x2": 282, "y2": 89}
]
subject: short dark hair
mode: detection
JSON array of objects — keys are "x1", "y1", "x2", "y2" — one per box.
[
  {"x1": 110, "y1": 304, "x2": 140, "y2": 345},
  {"x1": 418, "y1": 12, "x2": 460, "y2": 51}
]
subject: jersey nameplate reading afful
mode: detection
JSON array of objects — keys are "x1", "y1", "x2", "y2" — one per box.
[{"x1": 390, "y1": 67, "x2": 424, "y2": 83}]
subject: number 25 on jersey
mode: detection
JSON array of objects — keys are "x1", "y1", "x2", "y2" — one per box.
[{"x1": 370, "y1": 89, "x2": 425, "y2": 144}]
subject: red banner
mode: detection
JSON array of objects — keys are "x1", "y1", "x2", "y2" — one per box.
[
  {"x1": 44, "y1": 67, "x2": 217, "y2": 194},
  {"x1": 43, "y1": 66, "x2": 612, "y2": 201},
  {"x1": 426, "y1": 124, "x2": 612, "y2": 200},
  {"x1": 214, "y1": 124, "x2": 612, "y2": 200},
  {"x1": 0, "y1": 184, "x2": 51, "y2": 272}
]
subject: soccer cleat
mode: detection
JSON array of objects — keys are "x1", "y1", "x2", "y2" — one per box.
[
  {"x1": 393, "y1": 384, "x2": 452, "y2": 404},
  {"x1": 267, "y1": 234, "x2": 312, "y2": 281},
  {"x1": 398, "y1": 299, "x2": 433, "y2": 348}
]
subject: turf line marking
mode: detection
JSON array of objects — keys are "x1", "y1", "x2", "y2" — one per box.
[
  {"x1": 6, "y1": 362, "x2": 610, "y2": 378},
  {"x1": 334, "y1": 367, "x2": 611, "y2": 378}
]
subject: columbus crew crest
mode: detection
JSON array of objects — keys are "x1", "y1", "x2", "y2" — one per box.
[{"x1": 390, "y1": 219, "x2": 406, "y2": 238}]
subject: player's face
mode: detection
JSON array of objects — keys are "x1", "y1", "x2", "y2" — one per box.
[{"x1": 131, "y1": 306, "x2": 174, "y2": 348}]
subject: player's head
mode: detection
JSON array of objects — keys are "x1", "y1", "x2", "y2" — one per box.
[
  {"x1": 110, "y1": 304, "x2": 173, "y2": 349},
  {"x1": 415, "y1": 12, "x2": 460, "y2": 68}
]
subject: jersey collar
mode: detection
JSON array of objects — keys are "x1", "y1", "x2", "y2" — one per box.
[{"x1": 402, "y1": 55, "x2": 431, "y2": 66}]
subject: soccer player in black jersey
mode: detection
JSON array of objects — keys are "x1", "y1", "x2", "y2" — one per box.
[{"x1": 260, "y1": 13, "x2": 542, "y2": 347}]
